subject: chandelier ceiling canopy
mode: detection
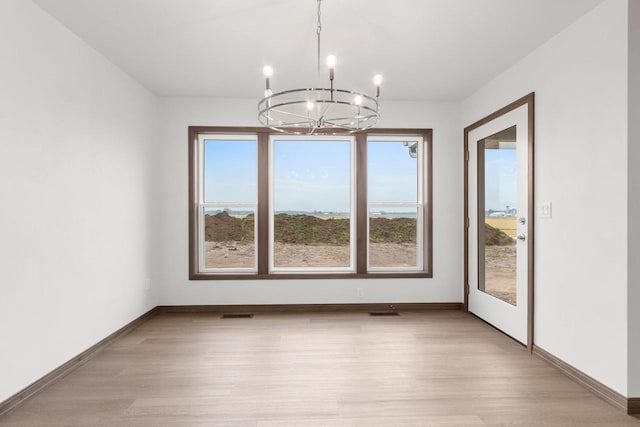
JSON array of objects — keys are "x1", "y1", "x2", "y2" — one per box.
[{"x1": 258, "y1": 0, "x2": 382, "y2": 135}]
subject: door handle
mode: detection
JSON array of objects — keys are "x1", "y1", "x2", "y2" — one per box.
[{"x1": 517, "y1": 234, "x2": 526, "y2": 242}]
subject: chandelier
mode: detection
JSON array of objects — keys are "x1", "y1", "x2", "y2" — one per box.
[{"x1": 257, "y1": 0, "x2": 383, "y2": 135}]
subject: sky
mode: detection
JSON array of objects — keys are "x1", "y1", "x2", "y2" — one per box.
[
  {"x1": 204, "y1": 139, "x2": 257, "y2": 204},
  {"x1": 203, "y1": 138, "x2": 517, "y2": 213},
  {"x1": 484, "y1": 147, "x2": 517, "y2": 211},
  {"x1": 273, "y1": 140, "x2": 350, "y2": 212},
  {"x1": 368, "y1": 141, "x2": 417, "y2": 204},
  {"x1": 204, "y1": 138, "x2": 419, "y2": 212}
]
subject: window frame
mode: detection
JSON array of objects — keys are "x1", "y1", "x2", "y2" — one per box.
[
  {"x1": 188, "y1": 126, "x2": 432, "y2": 280},
  {"x1": 269, "y1": 134, "x2": 357, "y2": 274},
  {"x1": 366, "y1": 135, "x2": 425, "y2": 272},
  {"x1": 197, "y1": 134, "x2": 259, "y2": 274}
]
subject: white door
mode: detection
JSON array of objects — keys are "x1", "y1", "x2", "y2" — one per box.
[{"x1": 466, "y1": 97, "x2": 533, "y2": 346}]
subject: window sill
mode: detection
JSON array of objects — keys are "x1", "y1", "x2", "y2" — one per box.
[{"x1": 189, "y1": 272, "x2": 433, "y2": 280}]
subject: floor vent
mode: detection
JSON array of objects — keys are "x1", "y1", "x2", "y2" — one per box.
[
  {"x1": 221, "y1": 313, "x2": 254, "y2": 319},
  {"x1": 368, "y1": 312, "x2": 400, "y2": 316}
]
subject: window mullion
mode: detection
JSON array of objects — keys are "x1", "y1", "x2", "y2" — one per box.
[
  {"x1": 424, "y1": 130, "x2": 433, "y2": 274},
  {"x1": 257, "y1": 132, "x2": 270, "y2": 275},
  {"x1": 356, "y1": 133, "x2": 367, "y2": 275}
]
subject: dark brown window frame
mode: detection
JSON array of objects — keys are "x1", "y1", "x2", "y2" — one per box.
[{"x1": 189, "y1": 126, "x2": 433, "y2": 280}]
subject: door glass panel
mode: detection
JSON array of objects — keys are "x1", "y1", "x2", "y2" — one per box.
[{"x1": 478, "y1": 126, "x2": 517, "y2": 305}]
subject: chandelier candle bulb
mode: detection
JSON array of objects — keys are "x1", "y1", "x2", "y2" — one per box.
[
  {"x1": 373, "y1": 74, "x2": 383, "y2": 97},
  {"x1": 327, "y1": 54, "x2": 337, "y2": 80},
  {"x1": 327, "y1": 55, "x2": 336, "y2": 100},
  {"x1": 263, "y1": 65, "x2": 273, "y2": 91}
]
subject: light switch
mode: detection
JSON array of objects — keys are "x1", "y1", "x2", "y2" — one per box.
[{"x1": 539, "y1": 202, "x2": 552, "y2": 219}]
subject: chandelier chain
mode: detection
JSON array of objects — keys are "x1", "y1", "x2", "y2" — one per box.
[
  {"x1": 316, "y1": 0, "x2": 322, "y2": 35},
  {"x1": 316, "y1": 0, "x2": 322, "y2": 75}
]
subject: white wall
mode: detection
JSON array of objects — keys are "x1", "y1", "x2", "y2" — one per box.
[
  {"x1": 0, "y1": 0, "x2": 157, "y2": 402},
  {"x1": 154, "y1": 97, "x2": 462, "y2": 305},
  {"x1": 628, "y1": 0, "x2": 640, "y2": 399},
  {"x1": 462, "y1": 0, "x2": 629, "y2": 395}
]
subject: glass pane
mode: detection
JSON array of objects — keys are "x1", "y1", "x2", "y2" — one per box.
[
  {"x1": 203, "y1": 139, "x2": 257, "y2": 203},
  {"x1": 368, "y1": 140, "x2": 418, "y2": 203},
  {"x1": 478, "y1": 126, "x2": 517, "y2": 305},
  {"x1": 204, "y1": 207, "x2": 255, "y2": 269},
  {"x1": 273, "y1": 139, "x2": 352, "y2": 268},
  {"x1": 369, "y1": 207, "x2": 418, "y2": 268}
]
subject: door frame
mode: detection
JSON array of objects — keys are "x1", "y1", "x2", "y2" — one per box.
[{"x1": 463, "y1": 92, "x2": 535, "y2": 351}]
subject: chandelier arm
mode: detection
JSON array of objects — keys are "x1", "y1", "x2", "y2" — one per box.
[
  {"x1": 259, "y1": 100, "x2": 315, "y2": 118},
  {"x1": 260, "y1": 120, "x2": 314, "y2": 130},
  {"x1": 318, "y1": 102, "x2": 331, "y2": 120},
  {"x1": 322, "y1": 113, "x2": 378, "y2": 123},
  {"x1": 319, "y1": 122, "x2": 356, "y2": 131},
  {"x1": 316, "y1": 102, "x2": 331, "y2": 126},
  {"x1": 259, "y1": 116, "x2": 312, "y2": 130},
  {"x1": 312, "y1": 100, "x2": 378, "y2": 113},
  {"x1": 259, "y1": 115, "x2": 312, "y2": 128},
  {"x1": 264, "y1": 107, "x2": 315, "y2": 122},
  {"x1": 312, "y1": 102, "x2": 378, "y2": 113},
  {"x1": 266, "y1": 126, "x2": 310, "y2": 135},
  {"x1": 322, "y1": 120, "x2": 378, "y2": 132}
]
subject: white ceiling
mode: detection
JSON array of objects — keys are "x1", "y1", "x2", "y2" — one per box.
[{"x1": 33, "y1": 0, "x2": 603, "y2": 101}]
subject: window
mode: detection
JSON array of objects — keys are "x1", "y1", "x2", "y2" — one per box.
[
  {"x1": 368, "y1": 137, "x2": 424, "y2": 271},
  {"x1": 189, "y1": 127, "x2": 432, "y2": 279},
  {"x1": 271, "y1": 136, "x2": 355, "y2": 272},
  {"x1": 199, "y1": 136, "x2": 257, "y2": 273}
]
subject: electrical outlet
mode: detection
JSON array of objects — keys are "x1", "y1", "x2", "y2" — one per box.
[{"x1": 356, "y1": 287, "x2": 364, "y2": 298}]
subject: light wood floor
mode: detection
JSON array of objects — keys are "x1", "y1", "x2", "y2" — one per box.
[{"x1": 1, "y1": 310, "x2": 639, "y2": 426}]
